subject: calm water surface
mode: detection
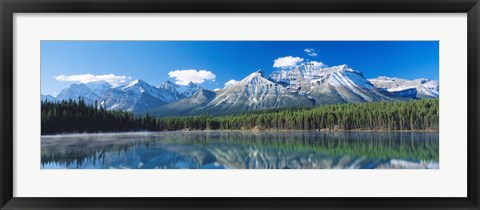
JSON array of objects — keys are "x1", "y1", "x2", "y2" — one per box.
[{"x1": 41, "y1": 131, "x2": 439, "y2": 169}]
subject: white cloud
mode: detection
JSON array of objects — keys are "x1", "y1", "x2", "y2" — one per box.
[
  {"x1": 304, "y1": 48, "x2": 318, "y2": 57},
  {"x1": 224, "y1": 79, "x2": 239, "y2": 88},
  {"x1": 168, "y1": 69, "x2": 216, "y2": 86},
  {"x1": 54, "y1": 74, "x2": 128, "y2": 87},
  {"x1": 273, "y1": 56, "x2": 304, "y2": 68},
  {"x1": 213, "y1": 88, "x2": 220, "y2": 91}
]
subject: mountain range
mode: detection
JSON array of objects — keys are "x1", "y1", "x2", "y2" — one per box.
[{"x1": 41, "y1": 64, "x2": 439, "y2": 116}]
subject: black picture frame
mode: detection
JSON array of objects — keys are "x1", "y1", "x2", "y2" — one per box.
[{"x1": 1, "y1": 0, "x2": 479, "y2": 209}]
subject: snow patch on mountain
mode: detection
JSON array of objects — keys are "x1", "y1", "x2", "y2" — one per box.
[
  {"x1": 55, "y1": 83, "x2": 101, "y2": 104},
  {"x1": 180, "y1": 82, "x2": 201, "y2": 97},
  {"x1": 84, "y1": 80, "x2": 113, "y2": 96},
  {"x1": 368, "y1": 76, "x2": 439, "y2": 98},
  {"x1": 50, "y1": 79, "x2": 188, "y2": 113},
  {"x1": 270, "y1": 64, "x2": 393, "y2": 104},
  {"x1": 102, "y1": 79, "x2": 184, "y2": 112},
  {"x1": 195, "y1": 70, "x2": 314, "y2": 115}
]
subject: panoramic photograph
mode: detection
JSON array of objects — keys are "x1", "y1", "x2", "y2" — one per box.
[{"x1": 40, "y1": 41, "x2": 439, "y2": 169}]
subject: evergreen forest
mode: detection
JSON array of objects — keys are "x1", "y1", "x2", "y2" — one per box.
[{"x1": 41, "y1": 98, "x2": 439, "y2": 135}]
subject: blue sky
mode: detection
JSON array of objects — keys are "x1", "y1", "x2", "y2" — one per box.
[{"x1": 41, "y1": 41, "x2": 439, "y2": 95}]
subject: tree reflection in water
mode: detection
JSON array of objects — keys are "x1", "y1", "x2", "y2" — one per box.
[{"x1": 41, "y1": 131, "x2": 439, "y2": 169}]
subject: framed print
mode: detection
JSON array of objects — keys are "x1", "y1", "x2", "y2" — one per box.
[
  {"x1": 40, "y1": 40, "x2": 440, "y2": 170},
  {"x1": 1, "y1": 0, "x2": 479, "y2": 209}
]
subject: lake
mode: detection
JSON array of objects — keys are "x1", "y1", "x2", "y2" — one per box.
[{"x1": 41, "y1": 131, "x2": 439, "y2": 169}]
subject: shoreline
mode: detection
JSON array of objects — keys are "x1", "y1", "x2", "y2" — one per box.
[{"x1": 41, "y1": 129, "x2": 439, "y2": 136}]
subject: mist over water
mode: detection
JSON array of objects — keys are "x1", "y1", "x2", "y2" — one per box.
[{"x1": 41, "y1": 131, "x2": 439, "y2": 169}]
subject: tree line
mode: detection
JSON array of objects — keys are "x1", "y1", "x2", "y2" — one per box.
[{"x1": 41, "y1": 98, "x2": 439, "y2": 135}]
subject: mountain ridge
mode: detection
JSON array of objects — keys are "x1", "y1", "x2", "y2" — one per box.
[
  {"x1": 368, "y1": 76, "x2": 439, "y2": 98},
  {"x1": 42, "y1": 65, "x2": 439, "y2": 116}
]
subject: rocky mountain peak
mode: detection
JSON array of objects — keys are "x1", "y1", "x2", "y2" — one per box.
[{"x1": 158, "y1": 80, "x2": 178, "y2": 90}]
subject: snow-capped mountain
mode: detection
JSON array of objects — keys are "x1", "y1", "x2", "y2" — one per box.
[
  {"x1": 84, "y1": 80, "x2": 112, "y2": 96},
  {"x1": 48, "y1": 79, "x2": 189, "y2": 113},
  {"x1": 270, "y1": 64, "x2": 394, "y2": 104},
  {"x1": 102, "y1": 79, "x2": 184, "y2": 113},
  {"x1": 181, "y1": 82, "x2": 201, "y2": 97},
  {"x1": 158, "y1": 80, "x2": 177, "y2": 90},
  {"x1": 157, "y1": 80, "x2": 186, "y2": 101},
  {"x1": 204, "y1": 70, "x2": 314, "y2": 113},
  {"x1": 149, "y1": 70, "x2": 315, "y2": 117},
  {"x1": 43, "y1": 65, "x2": 438, "y2": 116},
  {"x1": 54, "y1": 81, "x2": 112, "y2": 104},
  {"x1": 368, "y1": 76, "x2": 439, "y2": 98},
  {"x1": 145, "y1": 88, "x2": 217, "y2": 117},
  {"x1": 55, "y1": 83, "x2": 101, "y2": 104},
  {"x1": 207, "y1": 70, "x2": 313, "y2": 111}
]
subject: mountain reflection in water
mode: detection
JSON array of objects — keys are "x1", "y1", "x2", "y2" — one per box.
[{"x1": 41, "y1": 131, "x2": 439, "y2": 169}]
